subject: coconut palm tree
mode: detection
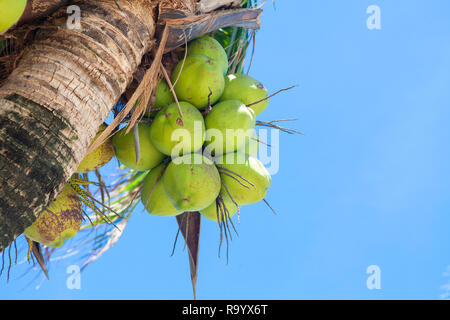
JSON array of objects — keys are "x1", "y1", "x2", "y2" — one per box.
[{"x1": 0, "y1": 0, "x2": 261, "y2": 254}]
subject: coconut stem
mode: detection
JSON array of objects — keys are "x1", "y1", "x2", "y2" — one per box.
[
  {"x1": 246, "y1": 85, "x2": 298, "y2": 108},
  {"x1": 160, "y1": 62, "x2": 184, "y2": 118}
]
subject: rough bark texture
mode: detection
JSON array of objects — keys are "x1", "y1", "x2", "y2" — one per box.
[
  {"x1": 197, "y1": 0, "x2": 241, "y2": 13},
  {"x1": 0, "y1": 0, "x2": 155, "y2": 251},
  {"x1": 19, "y1": 0, "x2": 70, "y2": 26}
]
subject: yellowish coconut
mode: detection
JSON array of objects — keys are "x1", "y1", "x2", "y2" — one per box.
[
  {"x1": 0, "y1": 0, "x2": 27, "y2": 34},
  {"x1": 24, "y1": 185, "x2": 83, "y2": 248},
  {"x1": 76, "y1": 123, "x2": 115, "y2": 173}
]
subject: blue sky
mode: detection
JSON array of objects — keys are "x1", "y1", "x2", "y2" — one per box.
[{"x1": 2, "y1": 0, "x2": 450, "y2": 299}]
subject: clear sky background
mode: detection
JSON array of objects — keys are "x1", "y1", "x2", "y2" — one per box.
[{"x1": 2, "y1": 0, "x2": 450, "y2": 299}]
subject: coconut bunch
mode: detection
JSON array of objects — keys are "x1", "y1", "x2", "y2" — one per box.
[
  {"x1": 108, "y1": 35, "x2": 272, "y2": 223},
  {"x1": 19, "y1": 34, "x2": 271, "y2": 249}
]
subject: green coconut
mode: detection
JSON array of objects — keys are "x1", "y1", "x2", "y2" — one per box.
[
  {"x1": 171, "y1": 54, "x2": 225, "y2": 109},
  {"x1": 150, "y1": 101, "x2": 205, "y2": 157},
  {"x1": 216, "y1": 153, "x2": 271, "y2": 205},
  {"x1": 141, "y1": 163, "x2": 182, "y2": 216},
  {"x1": 187, "y1": 35, "x2": 228, "y2": 75},
  {"x1": 199, "y1": 191, "x2": 239, "y2": 222},
  {"x1": 112, "y1": 123, "x2": 165, "y2": 171},
  {"x1": 154, "y1": 80, "x2": 175, "y2": 109},
  {"x1": 76, "y1": 123, "x2": 115, "y2": 173},
  {"x1": 220, "y1": 74, "x2": 269, "y2": 116},
  {"x1": 204, "y1": 100, "x2": 256, "y2": 156},
  {"x1": 0, "y1": 0, "x2": 27, "y2": 34},
  {"x1": 163, "y1": 154, "x2": 221, "y2": 211},
  {"x1": 24, "y1": 185, "x2": 83, "y2": 248}
]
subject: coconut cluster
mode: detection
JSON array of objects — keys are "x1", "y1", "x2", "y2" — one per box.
[
  {"x1": 22, "y1": 35, "x2": 271, "y2": 248},
  {"x1": 112, "y1": 35, "x2": 272, "y2": 222}
]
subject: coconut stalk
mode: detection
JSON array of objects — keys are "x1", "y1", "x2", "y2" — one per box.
[
  {"x1": 0, "y1": 0, "x2": 261, "y2": 253},
  {"x1": 175, "y1": 212, "x2": 201, "y2": 299}
]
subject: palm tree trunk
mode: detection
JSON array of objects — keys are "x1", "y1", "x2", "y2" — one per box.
[{"x1": 0, "y1": 0, "x2": 155, "y2": 251}]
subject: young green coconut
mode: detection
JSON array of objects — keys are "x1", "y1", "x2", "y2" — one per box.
[
  {"x1": 216, "y1": 152, "x2": 271, "y2": 205},
  {"x1": 187, "y1": 35, "x2": 229, "y2": 75},
  {"x1": 171, "y1": 54, "x2": 225, "y2": 109},
  {"x1": 153, "y1": 80, "x2": 175, "y2": 109},
  {"x1": 23, "y1": 185, "x2": 83, "y2": 248},
  {"x1": 76, "y1": 123, "x2": 115, "y2": 173},
  {"x1": 141, "y1": 163, "x2": 182, "y2": 217},
  {"x1": 220, "y1": 74, "x2": 269, "y2": 116},
  {"x1": 163, "y1": 154, "x2": 221, "y2": 212},
  {"x1": 150, "y1": 101, "x2": 205, "y2": 157},
  {"x1": 204, "y1": 99, "x2": 256, "y2": 156},
  {"x1": 112, "y1": 123, "x2": 165, "y2": 171},
  {"x1": 0, "y1": 0, "x2": 27, "y2": 34}
]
